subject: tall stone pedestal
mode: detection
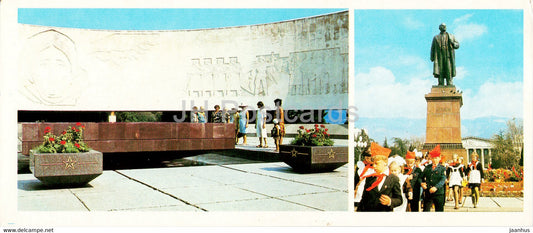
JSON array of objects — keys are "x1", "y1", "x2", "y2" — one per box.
[{"x1": 422, "y1": 86, "x2": 467, "y2": 161}]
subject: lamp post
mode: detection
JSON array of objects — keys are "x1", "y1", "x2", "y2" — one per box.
[{"x1": 355, "y1": 136, "x2": 367, "y2": 162}]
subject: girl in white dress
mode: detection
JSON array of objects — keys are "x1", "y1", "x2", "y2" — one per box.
[
  {"x1": 467, "y1": 152, "x2": 484, "y2": 208},
  {"x1": 255, "y1": 101, "x2": 268, "y2": 148},
  {"x1": 447, "y1": 154, "x2": 465, "y2": 209}
]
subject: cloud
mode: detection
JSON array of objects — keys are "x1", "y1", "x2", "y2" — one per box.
[
  {"x1": 455, "y1": 66, "x2": 467, "y2": 80},
  {"x1": 403, "y1": 16, "x2": 424, "y2": 30},
  {"x1": 452, "y1": 14, "x2": 487, "y2": 41},
  {"x1": 462, "y1": 81, "x2": 523, "y2": 119},
  {"x1": 454, "y1": 24, "x2": 487, "y2": 41},
  {"x1": 453, "y1": 14, "x2": 473, "y2": 25},
  {"x1": 355, "y1": 67, "x2": 522, "y2": 121},
  {"x1": 355, "y1": 66, "x2": 433, "y2": 119}
]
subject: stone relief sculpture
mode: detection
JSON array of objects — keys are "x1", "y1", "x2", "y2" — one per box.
[
  {"x1": 18, "y1": 11, "x2": 348, "y2": 110},
  {"x1": 288, "y1": 48, "x2": 347, "y2": 96},
  {"x1": 19, "y1": 29, "x2": 87, "y2": 106},
  {"x1": 91, "y1": 33, "x2": 159, "y2": 67},
  {"x1": 183, "y1": 12, "x2": 348, "y2": 101},
  {"x1": 187, "y1": 57, "x2": 242, "y2": 98},
  {"x1": 247, "y1": 53, "x2": 286, "y2": 96}
]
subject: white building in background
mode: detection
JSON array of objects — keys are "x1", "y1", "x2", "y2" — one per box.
[
  {"x1": 353, "y1": 130, "x2": 499, "y2": 169},
  {"x1": 462, "y1": 136, "x2": 493, "y2": 169}
]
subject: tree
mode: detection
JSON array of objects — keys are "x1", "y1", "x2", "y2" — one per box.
[
  {"x1": 491, "y1": 119, "x2": 523, "y2": 169},
  {"x1": 390, "y1": 137, "x2": 409, "y2": 157},
  {"x1": 408, "y1": 136, "x2": 425, "y2": 151}
]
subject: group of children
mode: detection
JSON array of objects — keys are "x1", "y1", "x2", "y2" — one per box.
[{"x1": 355, "y1": 142, "x2": 484, "y2": 212}]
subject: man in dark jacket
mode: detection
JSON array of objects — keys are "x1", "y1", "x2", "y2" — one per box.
[
  {"x1": 405, "y1": 151, "x2": 423, "y2": 212},
  {"x1": 357, "y1": 142, "x2": 403, "y2": 212},
  {"x1": 421, "y1": 145, "x2": 447, "y2": 212}
]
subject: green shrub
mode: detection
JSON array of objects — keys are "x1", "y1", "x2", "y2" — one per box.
[{"x1": 116, "y1": 112, "x2": 162, "y2": 122}]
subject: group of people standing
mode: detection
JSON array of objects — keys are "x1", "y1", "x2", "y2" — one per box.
[
  {"x1": 240, "y1": 99, "x2": 286, "y2": 152},
  {"x1": 190, "y1": 105, "x2": 228, "y2": 124},
  {"x1": 355, "y1": 142, "x2": 484, "y2": 212},
  {"x1": 190, "y1": 99, "x2": 286, "y2": 152}
]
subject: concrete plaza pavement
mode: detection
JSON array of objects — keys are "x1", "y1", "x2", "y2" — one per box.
[
  {"x1": 442, "y1": 196, "x2": 523, "y2": 212},
  {"x1": 18, "y1": 152, "x2": 349, "y2": 211},
  {"x1": 18, "y1": 135, "x2": 522, "y2": 212}
]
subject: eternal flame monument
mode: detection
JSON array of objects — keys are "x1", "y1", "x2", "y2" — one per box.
[
  {"x1": 422, "y1": 23, "x2": 466, "y2": 161},
  {"x1": 17, "y1": 11, "x2": 348, "y2": 111}
]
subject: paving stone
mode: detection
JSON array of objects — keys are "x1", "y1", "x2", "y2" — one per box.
[
  {"x1": 18, "y1": 194, "x2": 88, "y2": 211},
  {"x1": 490, "y1": 197, "x2": 524, "y2": 209},
  {"x1": 74, "y1": 190, "x2": 189, "y2": 211},
  {"x1": 197, "y1": 198, "x2": 319, "y2": 211},
  {"x1": 280, "y1": 191, "x2": 349, "y2": 211},
  {"x1": 236, "y1": 179, "x2": 334, "y2": 197},
  {"x1": 118, "y1": 168, "x2": 222, "y2": 189},
  {"x1": 162, "y1": 185, "x2": 269, "y2": 205},
  {"x1": 18, "y1": 178, "x2": 76, "y2": 197}
]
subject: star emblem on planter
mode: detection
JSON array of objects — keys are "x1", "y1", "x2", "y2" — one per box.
[
  {"x1": 291, "y1": 148, "x2": 298, "y2": 157},
  {"x1": 63, "y1": 156, "x2": 77, "y2": 169},
  {"x1": 328, "y1": 149, "x2": 336, "y2": 159}
]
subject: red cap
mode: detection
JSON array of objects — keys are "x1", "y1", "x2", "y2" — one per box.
[
  {"x1": 429, "y1": 145, "x2": 441, "y2": 158},
  {"x1": 405, "y1": 151, "x2": 416, "y2": 160},
  {"x1": 370, "y1": 142, "x2": 391, "y2": 157}
]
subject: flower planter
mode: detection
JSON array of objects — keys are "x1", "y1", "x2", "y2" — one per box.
[
  {"x1": 480, "y1": 181, "x2": 523, "y2": 197},
  {"x1": 279, "y1": 145, "x2": 348, "y2": 173},
  {"x1": 29, "y1": 150, "x2": 103, "y2": 186}
]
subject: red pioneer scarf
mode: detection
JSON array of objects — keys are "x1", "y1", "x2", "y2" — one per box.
[
  {"x1": 361, "y1": 171, "x2": 388, "y2": 191},
  {"x1": 405, "y1": 166, "x2": 413, "y2": 175},
  {"x1": 470, "y1": 160, "x2": 478, "y2": 169},
  {"x1": 359, "y1": 162, "x2": 373, "y2": 178}
]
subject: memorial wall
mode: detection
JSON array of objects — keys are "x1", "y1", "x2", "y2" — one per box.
[{"x1": 17, "y1": 11, "x2": 348, "y2": 111}]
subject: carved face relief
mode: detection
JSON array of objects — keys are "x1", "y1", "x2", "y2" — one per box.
[
  {"x1": 32, "y1": 46, "x2": 73, "y2": 102},
  {"x1": 20, "y1": 29, "x2": 84, "y2": 106}
]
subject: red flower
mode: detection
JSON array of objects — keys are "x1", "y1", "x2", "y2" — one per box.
[
  {"x1": 76, "y1": 122, "x2": 85, "y2": 129},
  {"x1": 306, "y1": 129, "x2": 310, "y2": 133},
  {"x1": 49, "y1": 137, "x2": 55, "y2": 142},
  {"x1": 299, "y1": 126, "x2": 305, "y2": 130},
  {"x1": 44, "y1": 126, "x2": 51, "y2": 133},
  {"x1": 314, "y1": 124, "x2": 318, "y2": 128},
  {"x1": 325, "y1": 128, "x2": 328, "y2": 132},
  {"x1": 320, "y1": 125, "x2": 325, "y2": 128},
  {"x1": 312, "y1": 134, "x2": 317, "y2": 138},
  {"x1": 60, "y1": 140, "x2": 66, "y2": 145},
  {"x1": 75, "y1": 143, "x2": 80, "y2": 148},
  {"x1": 72, "y1": 126, "x2": 76, "y2": 131},
  {"x1": 62, "y1": 131, "x2": 67, "y2": 135}
]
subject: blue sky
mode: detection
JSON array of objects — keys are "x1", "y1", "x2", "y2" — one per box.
[
  {"x1": 18, "y1": 8, "x2": 345, "y2": 30},
  {"x1": 354, "y1": 10, "x2": 523, "y2": 143}
]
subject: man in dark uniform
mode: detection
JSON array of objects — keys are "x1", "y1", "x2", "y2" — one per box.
[
  {"x1": 421, "y1": 145, "x2": 447, "y2": 212},
  {"x1": 405, "y1": 151, "x2": 423, "y2": 212},
  {"x1": 357, "y1": 142, "x2": 403, "y2": 212}
]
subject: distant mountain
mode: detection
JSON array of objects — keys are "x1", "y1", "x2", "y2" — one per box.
[{"x1": 354, "y1": 116, "x2": 519, "y2": 144}]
